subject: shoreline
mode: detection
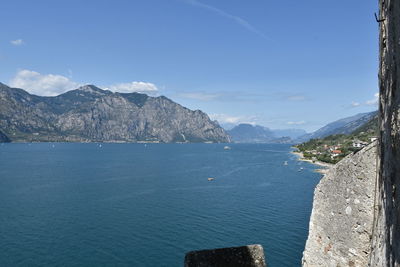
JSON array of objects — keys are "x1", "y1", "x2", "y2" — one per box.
[{"x1": 291, "y1": 151, "x2": 333, "y2": 174}]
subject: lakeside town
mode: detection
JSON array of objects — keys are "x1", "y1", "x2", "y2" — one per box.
[
  {"x1": 295, "y1": 117, "x2": 378, "y2": 164},
  {"x1": 295, "y1": 135, "x2": 377, "y2": 164}
]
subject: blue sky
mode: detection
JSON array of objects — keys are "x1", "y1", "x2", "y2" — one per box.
[{"x1": 0, "y1": 0, "x2": 379, "y2": 131}]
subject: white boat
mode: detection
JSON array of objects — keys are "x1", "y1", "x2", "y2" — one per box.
[
  {"x1": 224, "y1": 146, "x2": 231, "y2": 150},
  {"x1": 207, "y1": 177, "x2": 215, "y2": 181}
]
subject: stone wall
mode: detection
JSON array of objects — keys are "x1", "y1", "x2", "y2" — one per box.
[
  {"x1": 369, "y1": 1, "x2": 400, "y2": 266},
  {"x1": 302, "y1": 143, "x2": 377, "y2": 267}
]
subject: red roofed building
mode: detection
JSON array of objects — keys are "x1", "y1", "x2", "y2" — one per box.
[{"x1": 331, "y1": 150, "x2": 342, "y2": 157}]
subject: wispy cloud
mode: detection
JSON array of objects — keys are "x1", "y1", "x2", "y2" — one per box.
[
  {"x1": 286, "y1": 95, "x2": 307, "y2": 101},
  {"x1": 209, "y1": 113, "x2": 258, "y2": 125},
  {"x1": 348, "y1": 92, "x2": 379, "y2": 108},
  {"x1": 182, "y1": 0, "x2": 267, "y2": 40},
  {"x1": 366, "y1": 93, "x2": 379, "y2": 106},
  {"x1": 273, "y1": 92, "x2": 309, "y2": 102},
  {"x1": 287, "y1": 120, "x2": 306, "y2": 125},
  {"x1": 176, "y1": 89, "x2": 312, "y2": 104},
  {"x1": 176, "y1": 89, "x2": 269, "y2": 103},
  {"x1": 10, "y1": 39, "x2": 24, "y2": 46},
  {"x1": 177, "y1": 92, "x2": 221, "y2": 101}
]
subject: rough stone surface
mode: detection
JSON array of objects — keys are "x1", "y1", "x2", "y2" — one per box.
[
  {"x1": 302, "y1": 143, "x2": 377, "y2": 267},
  {"x1": 0, "y1": 83, "x2": 230, "y2": 143},
  {"x1": 185, "y1": 244, "x2": 266, "y2": 267},
  {"x1": 370, "y1": 1, "x2": 400, "y2": 266},
  {"x1": 0, "y1": 129, "x2": 10, "y2": 142}
]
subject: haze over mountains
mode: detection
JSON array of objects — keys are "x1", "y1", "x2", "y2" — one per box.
[
  {"x1": 226, "y1": 111, "x2": 377, "y2": 144},
  {"x1": 295, "y1": 111, "x2": 377, "y2": 142},
  {"x1": 0, "y1": 83, "x2": 230, "y2": 143},
  {"x1": 227, "y1": 124, "x2": 306, "y2": 144}
]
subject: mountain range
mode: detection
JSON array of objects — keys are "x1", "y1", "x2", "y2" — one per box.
[
  {"x1": 227, "y1": 124, "x2": 275, "y2": 143},
  {"x1": 0, "y1": 83, "x2": 230, "y2": 143},
  {"x1": 226, "y1": 111, "x2": 377, "y2": 144},
  {"x1": 295, "y1": 111, "x2": 378, "y2": 142},
  {"x1": 227, "y1": 124, "x2": 306, "y2": 143},
  {"x1": 0, "y1": 82, "x2": 378, "y2": 145}
]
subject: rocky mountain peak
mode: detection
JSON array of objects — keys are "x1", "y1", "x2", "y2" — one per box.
[
  {"x1": 0, "y1": 83, "x2": 230, "y2": 143},
  {"x1": 76, "y1": 84, "x2": 107, "y2": 95}
]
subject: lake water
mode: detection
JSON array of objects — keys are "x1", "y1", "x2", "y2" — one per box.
[{"x1": 0, "y1": 143, "x2": 321, "y2": 266}]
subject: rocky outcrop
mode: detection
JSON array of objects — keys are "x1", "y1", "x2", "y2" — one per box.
[
  {"x1": 185, "y1": 245, "x2": 266, "y2": 267},
  {"x1": 302, "y1": 143, "x2": 377, "y2": 267},
  {"x1": 370, "y1": 1, "x2": 400, "y2": 266},
  {"x1": 0, "y1": 83, "x2": 230, "y2": 143},
  {"x1": 0, "y1": 130, "x2": 10, "y2": 142}
]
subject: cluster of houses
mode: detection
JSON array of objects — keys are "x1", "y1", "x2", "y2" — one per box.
[
  {"x1": 304, "y1": 136, "x2": 378, "y2": 160},
  {"x1": 352, "y1": 137, "x2": 377, "y2": 148},
  {"x1": 304, "y1": 145, "x2": 342, "y2": 160}
]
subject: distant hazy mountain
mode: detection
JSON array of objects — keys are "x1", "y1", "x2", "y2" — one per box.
[
  {"x1": 227, "y1": 124, "x2": 275, "y2": 143},
  {"x1": 295, "y1": 111, "x2": 378, "y2": 142},
  {"x1": 227, "y1": 123, "x2": 298, "y2": 143},
  {"x1": 0, "y1": 83, "x2": 230, "y2": 143},
  {"x1": 220, "y1": 123, "x2": 237, "y2": 131},
  {"x1": 271, "y1": 128, "x2": 307, "y2": 139},
  {"x1": 270, "y1": 136, "x2": 293, "y2": 144}
]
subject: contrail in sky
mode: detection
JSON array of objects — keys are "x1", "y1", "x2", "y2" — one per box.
[{"x1": 182, "y1": 0, "x2": 268, "y2": 40}]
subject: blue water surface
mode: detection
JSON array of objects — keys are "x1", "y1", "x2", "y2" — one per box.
[{"x1": 0, "y1": 143, "x2": 321, "y2": 266}]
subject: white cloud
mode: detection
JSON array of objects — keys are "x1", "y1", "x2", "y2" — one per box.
[
  {"x1": 366, "y1": 93, "x2": 379, "y2": 106},
  {"x1": 210, "y1": 113, "x2": 258, "y2": 125},
  {"x1": 178, "y1": 92, "x2": 220, "y2": 101},
  {"x1": 10, "y1": 39, "x2": 24, "y2": 46},
  {"x1": 183, "y1": 0, "x2": 267, "y2": 40},
  {"x1": 9, "y1": 69, "x2": 160, "y2": 96},
  {"x1": 287, "y1": 121, "x2": 306, "y2": 125},
  {"x1": 105, "y1": 82, "x2": 159, "y2": 94},
  {"x1": 349, "y1": 93, "x2": 379, "y2": 108},
  {"x1": 9, "y1": 69, "x2": 80, "y2": 96}
]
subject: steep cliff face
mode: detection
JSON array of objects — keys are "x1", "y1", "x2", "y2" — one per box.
[
  {"x1": 302, "y1": 143, "x2": 377, "y2": 267},
  {"x1": 303, "y1": 3, "x2": 400, "y2": 266},
  {"x1": 0, "y1": 83, "x2": 230, "y2": 143},
  {"x1": 370, "y1": 1, "x2": 400, "y2": 266},
  {"x1": 0, "y1": 130, "x2": 10, "y2": 142}
]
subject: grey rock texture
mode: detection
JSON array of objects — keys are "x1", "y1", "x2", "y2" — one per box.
[
  {"x1": 370, "y1": 1, "x2": 400, "y2": 266},
  {"x1": 0, "y1": 129, "x2": 10, "y2": 142},
  {"x1": 0, "y1": 83, "x2": 230, "y2": 143},
  {"x1": 302, "y1": 143, "x2": 377, "y2": 267},
  {"x1": 185, "y1": 244, "x2": 266, "y2": 267}
]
